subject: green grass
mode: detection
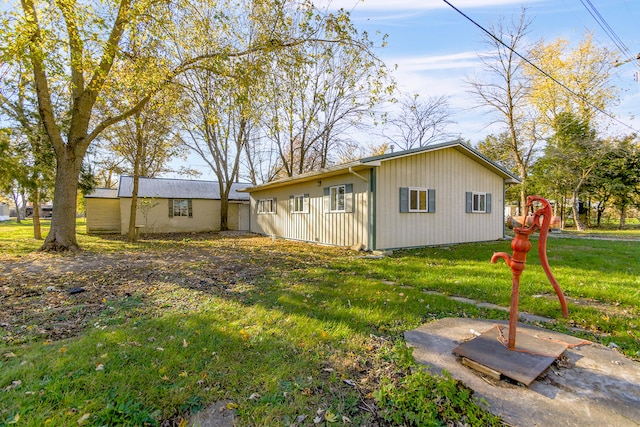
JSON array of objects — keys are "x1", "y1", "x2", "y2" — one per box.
[{"x1": 0, "y1": 221, "x2": 638, "y2": 426}]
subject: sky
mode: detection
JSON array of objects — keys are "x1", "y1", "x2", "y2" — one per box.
[
  {"x1": 174, "y1": 0, "x2": 640, "y2": 180},
  {"x1": 327, "y1": 0, "x2": 640, "y2": 141}
]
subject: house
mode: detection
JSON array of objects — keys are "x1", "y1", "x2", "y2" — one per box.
[
  {"x1": 241, "y1": 140, "x2": 521, "y2": 250},
  {"x1": 0, "y1": 202, "x2": 10, "y2": 221},
  {"x1": 85, "y1": 176, "x2": 251, "y2": 234}
]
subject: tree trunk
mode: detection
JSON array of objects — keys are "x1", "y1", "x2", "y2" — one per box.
[
  {"x1": 127, "y1": 175, "x2": 140, "y2": 242},
  {"x1": 32, "y1": 186, "x2": 42, "y2": 240},
  {"x1": 596, "y1": 203, "x2": 604, "y2": 227},
  {"x1": 127, "y1": 118, "x2": 146, "y2": 242},
  {"x1": 11, "y1": 192, "x2": 21, "y2": 223},
  {"x1": 220, "y1": 196, "x2": 229, "y2": 231},
  {"x1": 40, "y1": 147, "x2": 82, "y2": 252},
  {"x1": 572, "y1": 192, "x2": 587, "y2": 231},
  {"x1": 619, "y1": 205, "x2": 627, "y2": 230}
]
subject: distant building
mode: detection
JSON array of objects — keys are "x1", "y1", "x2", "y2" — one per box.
[
  {"x1": 0, "y1": 202, "x2": 10, "y2": 221},
  {"x1": 85, "y1": 176, "x2": 251, "y2": 234}
]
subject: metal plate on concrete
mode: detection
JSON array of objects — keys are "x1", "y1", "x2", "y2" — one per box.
[{"x1": 452, "y1": 325, "x2": 567, "y2": 385}]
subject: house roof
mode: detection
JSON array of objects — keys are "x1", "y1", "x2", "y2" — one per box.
[
  {"x1": 116, "y1": 176, "x2": 251, "y2": 201},
  {"x1": 241, "y1": 139, "x2": 521, "y2": 192},
  {"x1": 85, "y1": 188, "x2": 118, "y2": 199}
]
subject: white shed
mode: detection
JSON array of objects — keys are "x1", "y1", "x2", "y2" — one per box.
[{"x1": 242, "y1": 140, "x2": 520, "y2": 250}]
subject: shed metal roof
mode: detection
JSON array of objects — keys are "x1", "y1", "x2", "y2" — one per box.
[
  {"x1": 241, "y1": 139, "x2": 521, "y2": 192},
  {"x1": 85, "y1": 188, "x2": 118, "y2": 199},
  {"x1": 117, "y1": 176, "x2": 251, "y2": 201}
]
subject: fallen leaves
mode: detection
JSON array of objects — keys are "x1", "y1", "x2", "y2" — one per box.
[{"x1": 3, "y1": 380, "x2": 21, "y2": 392}]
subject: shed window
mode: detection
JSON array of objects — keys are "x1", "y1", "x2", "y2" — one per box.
[
  {"x1": 331, "y1": 185, "x2": 345, "y2": 212},
  {"x1": 257, "y1": 198, "x2": 277, "y2": 214},
  {"x1": 169, "y1": 199, "x2": 193, "y2": 218},
  {"x1": 291, "y1": 194, "x2": 309, "y2": 213},
  {"x1": 323, "y1": 184, "x2": 353, "y2": 213},
  {"x1": 465, "y1": 192, "x2": 492, "y2": 213},
  {"x1": 399, "y1": 187, "x2": 435, "y2": 213}
]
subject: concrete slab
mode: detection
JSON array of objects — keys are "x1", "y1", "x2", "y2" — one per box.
[{"x1": 405, "y1": 318, "x2": 640, "y2": 427}]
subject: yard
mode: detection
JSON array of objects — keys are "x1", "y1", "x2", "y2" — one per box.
[{"x1": 1, "y1": 220, "x2": 639, "y2": 426}]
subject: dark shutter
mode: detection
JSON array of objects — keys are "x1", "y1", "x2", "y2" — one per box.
[
  {"x1": 345, "y1": 184, "x2": 353, "y2": 213},
  {"x1": 486, "y1": 193, "x2": 492, "y2": 213},
  {"x1": 168, "y1": 198, "x2": 174, "y2": 218},
  {"x1": 465, "y1": 192, "x2": 472, "y2": 213},
  {"x1": 399, "y1": 187, "x2": 409, "y2": 213},
  {"x1": 428, "y1": 189, "x2": 436, "y2": 213},
  {"x1": 272, "y1": 198, "x2": 277, "y2": 214},
  {"x1": 187, "y1": 200, "x2": 193, "y2": 217},
  {"x1": 289, "y1": 195, "x2": 294, "y2": 213},
  {"x1": 323, "y1": 187, "x2": 330, "y2": 212}
]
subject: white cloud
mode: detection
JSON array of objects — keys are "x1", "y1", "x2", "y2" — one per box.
[{"x1": 388, "y1": 51, "x2": 483, "y2": 72}]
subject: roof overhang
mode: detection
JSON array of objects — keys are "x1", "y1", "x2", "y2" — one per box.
[
  {"x1": 239, "y1": 162, "x2": 377, "y2": 192},
  {"x1": 241, "y1": 140, "x2": 521, "y2": 192}
]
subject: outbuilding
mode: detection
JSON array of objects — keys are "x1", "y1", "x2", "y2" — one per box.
[
  {"x1": 85, "y1": 176, "x2": 251, "y2": 234},
  {"x1": 241, "y1": 140, "x2": 520, "y2": 250}
]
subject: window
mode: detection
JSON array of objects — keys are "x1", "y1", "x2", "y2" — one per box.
[
  {"x1": 291, "y1": 194, "x2": 309, "y2": 213},
  {"x1": 323, "y1": 184, "x2": 353, "y2": 213},
  {"x1": 465, "y1": 192, "x2": 492, "y2": 213},
  {"x1": 330, "y1": 185, "x2": 346, "y2": 212},
  {"x1": 257, "y1": 198, "x2": 276, "y2": 214},
  {"x1": 399, "y1": 187, "x2": 435, "y2": 213},
  {"x1": 168, "y1": 199, "x2": 193, "y2": 218}
]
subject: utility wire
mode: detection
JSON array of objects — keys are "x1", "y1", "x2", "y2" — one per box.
[
  {"x1": 579, "y1": 0, "x2": 635, "y2": 64},
  {"x1": 441, "y1": 0, "x2": 639, "y2": 134}
]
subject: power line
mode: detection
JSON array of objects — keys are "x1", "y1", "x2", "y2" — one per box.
[
  {"x1": 579, "y1": 0, "x2": 634, "y2": 63},
  {"x1": 441, "y1": 0, "x2": 639, "y2": 134}
]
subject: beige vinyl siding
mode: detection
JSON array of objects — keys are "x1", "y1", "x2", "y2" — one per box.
[
  {"x1": 375, "y1": 148, "x2": 504, "y2": 249},
  {"x1": 86, "y1": 198, "x2": 121, "y2": 233},
  {"x1": 250, "y1": 172, "x2": 370, "y2": 248},
  {"x1": 119, "y1": 198, "x2": 221, "y2": 234},
  {"x1": 226, "y1": 202, "x2": 250, "y2": 231}
]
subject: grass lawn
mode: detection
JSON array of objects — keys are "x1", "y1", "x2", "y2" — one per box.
[{"x1": 0, "y1": 219, "x2": 638, "y2": 426}]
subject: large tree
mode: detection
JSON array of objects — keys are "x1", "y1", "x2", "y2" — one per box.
[
  {"x1": 467, "y1": 9, "x2": 539, "y2": 209},
  {"x1": 179, "y1": 64, "x2": 256, "y2": 231},
  {"x1": 536, "y1": 112, "x2": 607, "y2": 230},
  {"x1": 589, "y1": 136, "x2": 640, "y2": 228},
  {"x1": 525, "y1": 32, "x2": 618, "y2": 129},
  {"x1": 261, "y1": 11, "x2": 393, "y2": 179},
  {"x1": 383, "y1": 93, "x2": 454, "y2": 151},
  {"x1": 3, "y1": 0, "x2": 369, "y2": 251},
  {"x1": 100, "y1": 87, "x2": 187, "y2": 241}
]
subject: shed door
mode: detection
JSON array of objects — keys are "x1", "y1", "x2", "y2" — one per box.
[{"x1": 238, "y1": 203, "x2": 250, "y2": 231}]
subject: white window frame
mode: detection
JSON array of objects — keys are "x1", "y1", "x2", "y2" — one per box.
[
  {"x1": 173, "y1": 199, "x2": 190, "y2": 217},
  {"x1": 329, "y1": 185, "x2": 346, "y2": 212},
  {"x1": 409, "y1": 187, "x2": 429, "y2": 212},
  {"x1": 472, "y1": 192, "x2": 487, "y2": 213},
  {"x1": 257, "y1": 198, "x2": 275, "y2": 214},
  {"x1": 292, "y1": 194, "x2": 307, "y2": 213}
]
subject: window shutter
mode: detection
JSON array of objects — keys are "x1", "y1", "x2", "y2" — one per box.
[
  {"x1": 303, "y1": 193, "x2": 310, "y2": 213},
  {"x1": 465, "y1": 192, "x2": 472, "y2": 213},
  {"x1": 168, "y1": 198, "x2": 174, "y2": 218},
  {"x1": 289, "y1": 195, "x2": 294, "y2": 213},
  {"x1": 323, "y1": 187, "x2": 330, "y2": 213},
  {"x1": 399, "y1": 187, "x2": 409, "y2": 213},
  {"x1": 486, "y1": 193, "x2": 492, "y2": 213},
  {"x1": 272, "y1": 198, "x2": 277, "y2": 214},
  {"x1": 428, "y1": 189, "x2": 436, "y2": 213},
  {"x1": 187, "y1": 200, "x2": 193, "y2": 217},
  {"x1": 345, "y1": 184, "x2": 353, "y2": 213}
]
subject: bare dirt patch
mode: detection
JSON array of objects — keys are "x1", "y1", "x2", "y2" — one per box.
[{"x1": 0, "y1": 232, "x2": 333, "y2": 344}]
